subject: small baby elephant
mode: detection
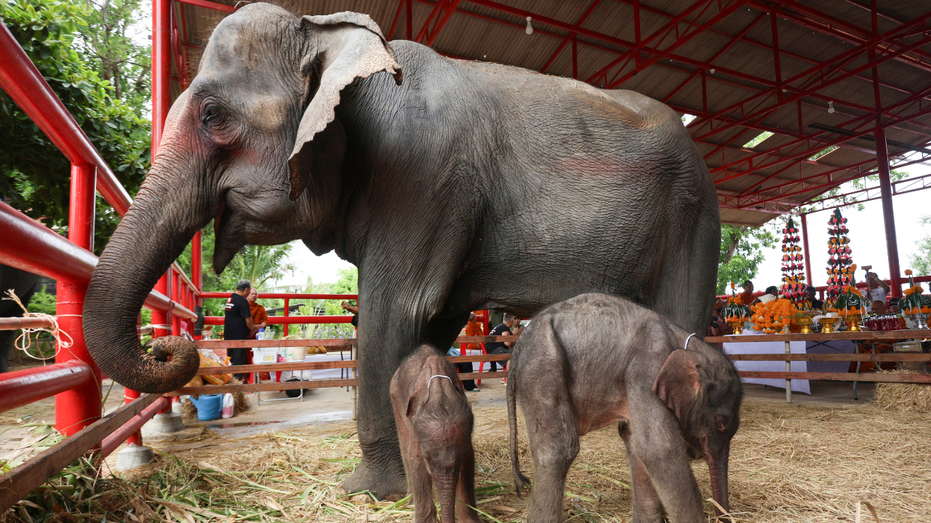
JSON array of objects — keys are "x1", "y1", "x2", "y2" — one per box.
[
  {"x1": 508, "y1": 294, "x2": 742, "y2": 523},
  {"x1": 390, "y1": 345, "x2": 481, "y2": 523}
]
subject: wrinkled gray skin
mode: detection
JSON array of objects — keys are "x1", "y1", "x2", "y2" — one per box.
[
  {"x1": 390, "y1": 345, "x2": 479, "y2": 523},
  {"x1": 81, "y1": 3, "x2": 720, "y2": 498},
  {"x1": 508, "y1": 294, "x2": 742, "y2": 523},
  {"x1": 0, "y1": 265, "x2": 41, "y2": 373}
]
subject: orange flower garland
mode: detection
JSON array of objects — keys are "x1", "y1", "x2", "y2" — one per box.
[
  {"x1": 750, "y1": 298, "x2": 798, "y2": 334},
  {"x1": 828, "y1": 285, "x2": 865, "y2": 317},
  {"x1": 722, "y1": 295, "x2": 751, "y2": 322}
]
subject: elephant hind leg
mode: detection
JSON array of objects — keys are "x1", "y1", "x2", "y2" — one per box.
[{"x1": 524, "y1": 395, "x2": 580, "y2": 523}]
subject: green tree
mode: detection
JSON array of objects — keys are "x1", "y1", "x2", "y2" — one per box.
[
  {"x1": 717, "y1": 224, "x2": 778, "y2": 294},
  {"x1": 0, "y1": 0, "x2": 150, "y2": 254},
  {"x1": 78, "y1": 0, "x2": 150, "y2": 111},
  {"x1": 909, "y1": 215, "x2": 931, "y2": 276}
]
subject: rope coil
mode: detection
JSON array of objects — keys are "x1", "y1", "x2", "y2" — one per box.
[{"x1": 3, "y1": 289, "x2": 73, "y2": 362}]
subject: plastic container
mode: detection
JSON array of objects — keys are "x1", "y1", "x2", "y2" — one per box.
[
  {"x1": 221, "y1": 393, "x2": 234, "y2": 419},
  {"x1": 286, "y1": 347, "x2": 307, "y2": 362},
  {"x1": 190, "y1": 394, "x2": 222, "y2": 421},
  {"x1": 257, "y1": 328, "x2": 265, "y2": 339},
  {"x1": 251, "y1": 347, "x2": 278, "y2": 364}
]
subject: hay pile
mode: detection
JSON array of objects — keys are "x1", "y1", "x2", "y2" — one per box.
[
  {"x1": 4, "y1": 398, "x2": 931, "y2": 522},
  {"x1": 871, "y1": 370, "x2": 931, "y2": 413}
]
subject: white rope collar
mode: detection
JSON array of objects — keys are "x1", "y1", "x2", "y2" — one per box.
[{"x1": 684, "y1": 333, "x2": 697, "y2": 351}]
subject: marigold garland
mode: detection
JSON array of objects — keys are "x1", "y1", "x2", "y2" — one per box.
[
  {"x1": 721, "y1": 295, "x2": 752, "y2": 322},
  {"x1": 750, "y1": 298, "x2": 798, "y2": 334}
]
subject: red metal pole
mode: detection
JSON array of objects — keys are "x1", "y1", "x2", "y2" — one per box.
[
  {"x1": 171, "y1": 270, "x2": 181, "y2": 336},
  {"x1": 56, "y1": 164, "x2": 102, "y2": 438},
  {"x1": 192, "y1": 231, "x2": 202, "y2": 294},
  {"x1": 0, "y1": 361, "x2": 95, "y2": 414},
  {"x1": 151, "y1": 0, "x2": 173, "y2": 339},
  {"x1": 123, "y1": 388, "x2": 142, "y2": 446},
  {"x1": 283, "y1": 298, "x2": 290, "y2": 337},
  {"x1": 800, "y1": 213, "x2": 814, "y2": 289},
  {"x1": 100, "y1": 396, "x2": 171, "y2": 457},
  {"x1": 874, "y1": 127, "x2": 902, "y2": 298}
]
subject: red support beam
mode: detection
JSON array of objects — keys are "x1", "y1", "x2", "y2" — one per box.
[
  {"x1": 407, "y1": 0, "x2": 413, "y2": 40},
  {"x1": 174, "y1": 0, "x2": 235, "y2": 13},
  {"x1": 800, "y1": 213, "x2": 813, "y2": 289},
  {"x1": 539, "y1": 0, "x2": 601, "y2": 74},
  {"x1": 388, "y1": 0, "x2": 406, "y2": 40},
  {"x1": 55, "y1": 163, "x2": 102, "y2": 438}
]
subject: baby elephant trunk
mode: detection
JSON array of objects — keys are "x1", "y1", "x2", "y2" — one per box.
[
  {"x1": 436, "y1": 467, "x2": 461, "y2": 523},
  {"x1": 706, "y1": 446, "x2": 731, "y2": 515}
]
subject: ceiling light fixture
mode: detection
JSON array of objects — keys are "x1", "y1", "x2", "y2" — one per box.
[
  {"x1": 525, "y1": 16, "x2": 533, "y2": 35},
  {"x1": 827, "y1": 101, "x2": 835, "y2": 114}
]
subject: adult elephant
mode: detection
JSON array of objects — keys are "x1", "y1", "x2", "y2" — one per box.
[
  {"x1": 0, "y1": 264, "x2": 41, "y2": 373},
  {"x1": 83, "y1": 4, "x2": 720, "y2": 498}
]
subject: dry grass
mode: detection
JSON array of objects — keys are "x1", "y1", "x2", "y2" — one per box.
[
  {"x1": 4, "y1": 398, "x2": 931, "y2": 522},
  {"x1": 872, "y1": 370, "x2": 931, "y2": 414}
]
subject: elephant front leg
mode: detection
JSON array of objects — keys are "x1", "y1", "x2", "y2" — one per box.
[
  {"x1": 626, "y1": 393, "x2": 704, "y2": 523},
  {"x1": 524, "y1": 401, "x2": 580, "y2": 523},
  {"x1": 342, "y1": 324, "x2": 410, "y2": 499},
  {"x1": 619, "y1": 422, "x2": 663, "y2": 523}
]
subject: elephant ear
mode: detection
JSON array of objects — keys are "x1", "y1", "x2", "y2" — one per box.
[
  {"x1": 652, "y1": 349, "x2": 702, "y2": 420},
  {"x1": 288, "y1": 12, "x2": 403, "y2": 200}
]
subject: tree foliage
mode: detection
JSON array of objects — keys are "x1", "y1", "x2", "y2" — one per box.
[
  {"x1": 717, "y1": 224, "x2": 778, "y2": 294},
  {"x1": 0, "y1": 0, "x2": 150, "y2": 254},
  {"x1": 78, "y1": 0, "x2": 150, "y2": 110},
  {"x1": 909, "y1": 215, "x2": 931, "y2": 276}
]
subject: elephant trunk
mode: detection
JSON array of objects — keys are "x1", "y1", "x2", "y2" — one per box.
[
  {"x1": 436, "y1": 468, "x2": 460, "y2": 523},
  {"x1": 706, "y1": 444, "x2": 731, "y2": 515},
  {"x1": 83, "y1": 164, "x2": 208, "y2": 393}
]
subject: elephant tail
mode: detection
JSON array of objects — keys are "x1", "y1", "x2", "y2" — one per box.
[{"x1": 507, "y1": 351, "x2": 530, "y2": 497}]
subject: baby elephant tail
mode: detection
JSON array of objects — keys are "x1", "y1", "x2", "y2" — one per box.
[{"x1": 507, "y1": 369, "x2": 530, "y2": 497}]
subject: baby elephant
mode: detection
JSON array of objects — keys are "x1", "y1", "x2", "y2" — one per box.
[
  {"x1": 390, "y1": 345, "x2": 481, "y2": 523},
  {"x1": 508, "y1": 294, "x2": 742, "y2": 523}
]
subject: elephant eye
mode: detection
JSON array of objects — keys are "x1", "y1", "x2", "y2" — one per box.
[
  {"x1": 202, "y1": 103, "x2": 221, "y2": 125},
  {"x1": 714, "y1": 415, "x2": 729, "y2": 432}
]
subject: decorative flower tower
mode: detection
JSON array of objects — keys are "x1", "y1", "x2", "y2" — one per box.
[
  {"x1": 825, "y1": 209, "x2": 853, "y2": 303},
  {"x1": 779, "y1": 218, "x2": 806, "y2": 305}
]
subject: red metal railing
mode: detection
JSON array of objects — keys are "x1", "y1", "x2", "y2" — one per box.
[{"x1": 0, "y1": 3, "x2": 197, "y2": 512}]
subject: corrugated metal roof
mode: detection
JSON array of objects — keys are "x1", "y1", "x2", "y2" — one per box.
[{"x1": 174, "y1": 0, "x2": 931, "y2": 227}]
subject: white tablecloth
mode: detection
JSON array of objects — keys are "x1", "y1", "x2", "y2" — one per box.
[{"x1": 723, "y1": 332, "x2": 811, "y2": 394}]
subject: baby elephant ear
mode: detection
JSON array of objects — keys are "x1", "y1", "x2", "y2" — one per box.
[
  {"x1": 288, "y1": 12, "x2": 403, "y2": 200},
  {"x1": 652, "y1": 349, "x2": 701, "y2": 419}
]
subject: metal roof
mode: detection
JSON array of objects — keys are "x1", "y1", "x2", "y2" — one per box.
[{"x1": 170, "y1": 0, "x2": 931, "y2": 226}]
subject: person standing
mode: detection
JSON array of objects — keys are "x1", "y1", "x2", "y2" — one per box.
[
  {"x1": 225, "y1": 279, "x2": 255, "y2": 382},
  {"x1": 248, "y1": 287, "x2": 269, "y2": 337},
  {"x1": 865, "y1": 271, "x2": 890, "y2": 313},
  {"x1": 485, "y1": 313, "x2": 518, "y2": 375}
]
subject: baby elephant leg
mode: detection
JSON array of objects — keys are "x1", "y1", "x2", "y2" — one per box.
[
  {"x1": 627, "y1": 392, "x2": 704, "y2": 523},
  {"x1": 619, "y1": 421, "x2": 663, "y2": 523},
  {"x1": 524, "y1": 398, "x2": 580, "y2": 523}
]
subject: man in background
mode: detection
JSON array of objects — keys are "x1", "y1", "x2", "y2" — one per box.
[
  {"x1": 225, "y1": 279, "x2": 255, "y2": 381},
  {"x1": 486, "y1": 313, "x2": 519, "y2": 375}
]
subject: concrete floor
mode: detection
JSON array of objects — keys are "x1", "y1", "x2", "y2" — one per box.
[{"x1": 172, "y1": 376, "x2": 875, "y2": 440}]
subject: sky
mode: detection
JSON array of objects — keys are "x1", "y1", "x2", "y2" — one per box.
[{"x1": 274, "y1": 168, "x2": 931, "y2": 291}]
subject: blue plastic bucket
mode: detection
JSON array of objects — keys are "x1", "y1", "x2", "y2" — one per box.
[{"x1": 191, "y1": 394, "x2": 223, "y2": 421}]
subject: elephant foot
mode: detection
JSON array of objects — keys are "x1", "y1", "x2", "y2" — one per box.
[{"x1": 342, "y1": 459, "x2": 408, "y2": 500}]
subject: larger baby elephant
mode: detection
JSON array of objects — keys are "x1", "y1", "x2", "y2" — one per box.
[
  {"x1": 508, "y1": 294, "x2": 742, "y2": 523},
  {"x1": 390, "y1": 345, "x2": 481, "y2": 523}
]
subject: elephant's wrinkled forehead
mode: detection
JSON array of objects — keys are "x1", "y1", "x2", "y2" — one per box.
[{"x1": 199, "y1": 5, "x2": 301, "y2": 84}]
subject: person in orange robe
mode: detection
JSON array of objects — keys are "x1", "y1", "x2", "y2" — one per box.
[
  {"x1": 247, "y1": 288, "x2": 269, "y2": 382},
  {"x1": 464, "y1": 312, "x2": 483, "y2": 353}
]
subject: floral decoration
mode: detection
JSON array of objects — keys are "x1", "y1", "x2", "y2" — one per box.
[
  {"x1": 721, "y1": 295, "x2": 752, "y2": 322},
  {"x1": 828, "y1": 285, "x2": 866, "y2": 317},
  {"x1": 825, "y1": 209, "x2": 854, "y2": 302},
  {"x1": 901, "y1": 269, "x2": 930, "y2": 315},
  {"x1": 750, "y1": 298, "x2": 798, "y2": 334},
  {"x1": 779, "y1": 217, "x2": 807, "y2": 305}
]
